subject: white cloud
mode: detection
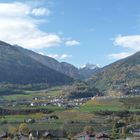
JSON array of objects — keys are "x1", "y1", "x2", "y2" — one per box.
[
  {"x1": 65, "y1": 40, "x2": 80, "y2": 46},
  {"x1": 114, "y1": 35, "x2": 140, "y2": 51},
  {"x1": 47, "y1": 54, "x2": 72, "y2": 59},
  {"x1": 0, "y1": 2, "x2": 61, "y2": 49},
  {"x1": 108, "y1": 52, "x2": 133, "y2": 59},
  {"x1": 108, "y1": 35, "x2": 140, "y2": 60},
  {"x1": 31, "y1": 8, "x2": 51, "y2": 16},
  {"x1": 0, "y1": 2, "x2": 50, "y2": 17},
  {"x1": 38, "y1": 52, "x2": 45, "y2": 55},
  {"x1": 0, "y1": 2, "x2": 30, "y2": 17},
  {"x1": 61, "y1": 54, "x2": 72, "y2": 59}
]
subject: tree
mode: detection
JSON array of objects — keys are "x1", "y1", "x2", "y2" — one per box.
[
  {"x1": 18, "y1": 123, "x2": 29, "y2": 135},
  {"x1": 83, "y1": 126, "x2": 94, "y2": 134},
  {"x1": 8, "y1": 126, "x2": 18, "y2": 136},
  {"x1": 121, "y1": 127, "x2": 127, "y2": 138},
  {"x1": 112, "y1": 123, "x2": 117, "y2": 139}
]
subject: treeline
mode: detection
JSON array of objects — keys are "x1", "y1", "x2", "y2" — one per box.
[
  {"x1": 0, "y1": 83, "x2": 49, "y2": 91},
  {"x1": 0, "y1": 108, "x2": 52, "y2": 115}
]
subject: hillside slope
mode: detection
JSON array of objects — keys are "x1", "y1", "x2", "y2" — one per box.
[
  {"x1": 0, "y1": 41, "x2": 73, "y2": 85},
  {"x1": 15, "y1": 46, "x2": 81, "y2": 79},
  {"x1": 87, "y1": 52, "x2": 140, "y2": 94}
]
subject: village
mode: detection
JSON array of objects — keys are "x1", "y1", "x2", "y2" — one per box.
[{"x1": 0, "y1": 94, "x2": 92, "y2": 109}]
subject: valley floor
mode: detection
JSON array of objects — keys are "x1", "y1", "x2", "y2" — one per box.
[{"x1": 0, "y1": 87, "x2": 140, "y2": 139}]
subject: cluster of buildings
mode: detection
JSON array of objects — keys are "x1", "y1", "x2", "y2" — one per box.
[
  {"x1": 29, "y1": 96, "x2": 92, "y2": 108},
  {"x1": 0, "y1": 95, "x2": 93, "y2": 110}
]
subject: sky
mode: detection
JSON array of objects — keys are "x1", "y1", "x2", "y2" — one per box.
[{"x1": 0, "y1": 0, "x2": 140, "y2": 67}]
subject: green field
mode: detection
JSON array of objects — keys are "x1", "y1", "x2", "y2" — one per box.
[
  {"x1": 78, "y1": 96, "x2": 140, "y2": 113},
  {"x1": 2, "y1": 86, "x2": 63, "y2": 101}
]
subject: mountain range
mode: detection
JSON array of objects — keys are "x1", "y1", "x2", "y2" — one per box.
[
  {"x1": 79, "y1": 64, "x2": 101, "y2": 79},
  {"x1": 0, "y1": 41, "x2": 100, "y2": 86},
  {"x1": 0, "y1": 40, "x2": 140, "y2": 96},
  {"x1": 15, "y1": 45, "x2": 100, "y2": 80}
]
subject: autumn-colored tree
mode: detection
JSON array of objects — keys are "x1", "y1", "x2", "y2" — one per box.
[
  {"x1": 83, "y1": 126, "x2": 94, "y2": 134},
  {"x1": 18, "y1": 123, "x2": 29, "y2": 135},
  {"x1": 8, "y1": 126, "x2": 18, "y2": 135},
  {"x1": 112, "y1": 123, "x2": 117, "y2": 139}
]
